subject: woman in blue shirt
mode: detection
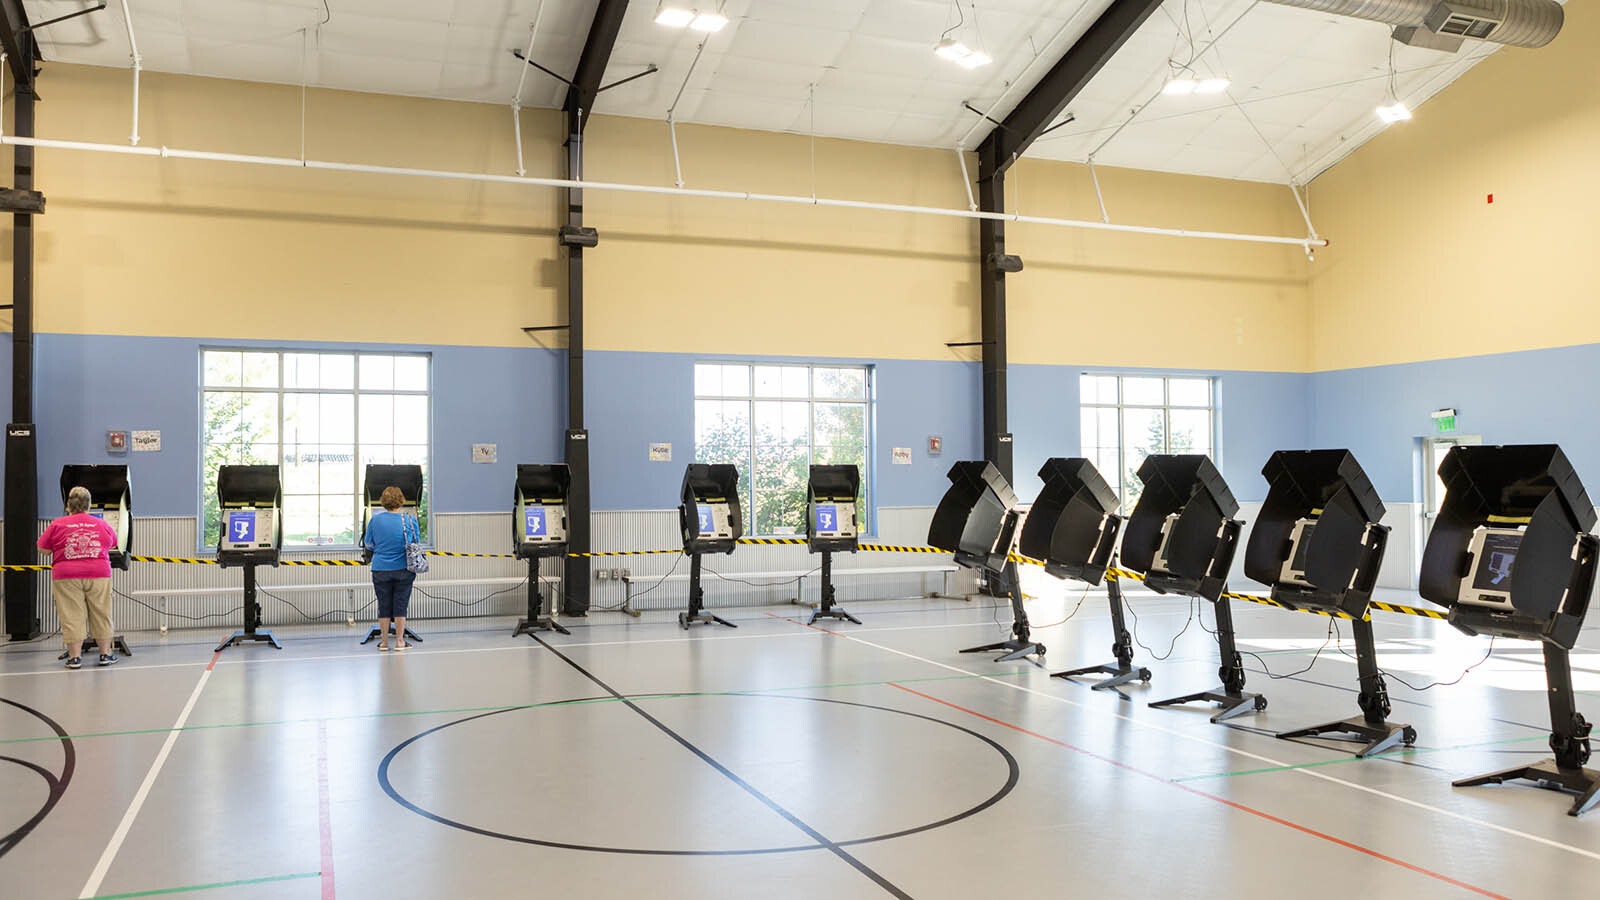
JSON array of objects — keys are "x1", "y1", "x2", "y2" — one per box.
[{"x1": 364, "y1": 485, "x2": 418, "y2": 650}]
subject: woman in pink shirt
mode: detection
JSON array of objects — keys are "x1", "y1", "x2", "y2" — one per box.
[{"x1": 36, "y1": 486, "x2": 121, "y2": 669}]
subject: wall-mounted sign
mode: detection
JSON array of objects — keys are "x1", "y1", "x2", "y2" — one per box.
[
  {"x1": 132, "y1": 430, "x2": 161, "y2": 452},
  {"x1": 649, "y1": 442, "x2": 672, "y2": 462},
  {"x1": 472, "y1": 443, "x2": 498, "y2": 464},
  {"x1": 892, "y1": 447, "x2": 912, "y2": 465}
]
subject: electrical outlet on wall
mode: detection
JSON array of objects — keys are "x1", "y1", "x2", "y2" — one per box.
[{"x1": 596, "y1": 569, "x2": 609, "y2": 581}]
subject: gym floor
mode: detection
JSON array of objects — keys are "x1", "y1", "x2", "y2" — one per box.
[{"x1": 2, "y1": 580, "x2": 1597, "y2": 900}]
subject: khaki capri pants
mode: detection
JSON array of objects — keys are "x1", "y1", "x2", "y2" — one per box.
[{"x1": 53, "y1": 578, "x2": 113, "y2": 648}]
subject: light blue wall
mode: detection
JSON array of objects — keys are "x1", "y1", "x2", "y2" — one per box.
[
  {"x1": 41, "y1": 333, "x2": 1595, "y2": 525},
  {"x1": 1310, "y1": 343, "x2": 1600, "y2": 501},
  {"x1": 19, "y1": 334, "x2": 564, "y2": 516},
  {"x1": 1010, "y1": 364, "x2": 1311, "y2": 504}
]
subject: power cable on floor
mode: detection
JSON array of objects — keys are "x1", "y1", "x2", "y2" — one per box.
[{"x1": 1125, "y1": 595, "x2": 1197, "y2": 661}]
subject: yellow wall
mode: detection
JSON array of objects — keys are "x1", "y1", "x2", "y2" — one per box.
[
  {"x1": 2, "y1": 61, "x2": 1312, "y2": 369},
  {"x1": 1307, "y1": 2, "x2": 1600, "y2": 371}
]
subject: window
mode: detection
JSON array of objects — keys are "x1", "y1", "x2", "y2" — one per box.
[
  {"x1": 201, "y1": 350, "x2": 430, "y2": 549},
  {"x1": 1080, "y1": 374, "x2": 1214, "y2": 511},
  {"x1": 694, "y1": 363, "x2": 871, "y2": 536}
]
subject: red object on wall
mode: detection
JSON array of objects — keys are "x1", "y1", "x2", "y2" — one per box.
[{"x1": 1487, "y1": 194, "x2": 1494, "y2": 203}]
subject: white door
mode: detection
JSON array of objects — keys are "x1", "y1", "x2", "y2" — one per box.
[{"x1": 1417, "y1": 435, "x2": 1482, "y2": 581}]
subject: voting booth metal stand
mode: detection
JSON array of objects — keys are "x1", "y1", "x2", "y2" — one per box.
[
  {"x1": 512, "y1": 464, "x2": 571, "y2": 638},
  {"x1": 214, "y1": 465, "x2": 284, "y2": 652},
  {"x1": 1247, "y1": 450, "x2": 1415, "y2": 757},
  {"x1": 678, "y1": 464, "x2": 742, "y2": 630},
  {"x1": 357, "y1": 465, "x2": 427, "y2": 646},
  {"x1": 1053, "y1": 560, "x2": 1149, "y2": 689},
  {"x1": 1420, "y1": 445, "x2": 1599, "y2": 816},
  {"x1": 57, "y1": 465, "x2": 135, "y2": 658},
  {"x1": 1127, "y1": 456, "x2": 1264, "y2": 723},
  {"x1": 929, "y1": 461, "x2": 1045, "y2": 664},
  {"x1": 807, "y1": 465, "x2": 862, "y2": 626}
]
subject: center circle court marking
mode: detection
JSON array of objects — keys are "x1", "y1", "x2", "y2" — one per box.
[{"x1": 378, "y1": 691, "x2": 1019, "y2": 855}]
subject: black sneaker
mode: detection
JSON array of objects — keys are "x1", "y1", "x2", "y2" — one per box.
[
  {"x1": 65, "y1": 656, "x2": 82, "y2": 669},
  {"x1": 98, "y1": 654, "x2": 118, "y2": 667}
]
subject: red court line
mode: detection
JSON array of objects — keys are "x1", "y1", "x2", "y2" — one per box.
[
  {"x1": 317, "y1": 720, "x2": 337, "y2": 900},
  {"x1": 205, "y1": 651, "x2": 221, "y2": 672},
  {"x1": 889, "y1": 682, "x2": 1510, "y2": 900}
]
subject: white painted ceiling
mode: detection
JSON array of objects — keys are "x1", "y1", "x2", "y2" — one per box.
[{"x1": 20, "y1": 0, "x2": 1513, "y2": 184}]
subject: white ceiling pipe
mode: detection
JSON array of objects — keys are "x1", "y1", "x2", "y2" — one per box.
[
  {"x1": 0, "y1": 134, "x2": 1327, "y2": 248},
  {"x1": 510, "y1": 2, "x2": 546, "y2": 177},
  {"x1": 120, "y1": 0, "x2": 142, "y2": 145}
]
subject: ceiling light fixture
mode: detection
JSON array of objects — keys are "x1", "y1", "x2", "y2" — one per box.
[
  {"x1": 1375, "y1": 40, "x2": 1411, "y2": 125},
  {"x1": 1161, "y1": 78, "x2": 1198, "y2": 96},
  {"x1": 690, "y1": 10, "x2": 729, "y2": 32},
  {"x1": 1195, "y1": 77, "x2": 1231, "y2": 94},
  {"x1": 935, "y1": 1, "x2": 991, "y2": 69},
  {"x1": 655, "y1": 3, "x2": 728, "y2": 32},
  {"x1": 1376, "y1": 102, "x2": 1412, "y2": 123},
  {"x1": 654, "y1": 4, "x2": 695, "y2": 27}
]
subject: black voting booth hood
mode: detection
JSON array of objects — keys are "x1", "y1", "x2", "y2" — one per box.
[
  {"x1": 60, "y1": 464, "x2": 132, "y2": 570},
  {"x1": 1244, "y1": 450, "x2": 1387, "y2": 616},
  {"x1": 1420, "y1": 444, "x2": 1597, "y2": 647},
  {"x1": 806, "y1": 464, "x2": 860, "y2": 553},
  {"x1": 680, "y1": 463, "x2": 743, "y2": 554},
  {"x1": 928, "y1": 461, "x2": 1019, "y2": 574},
  {"x1": 1120, "y1": 454, "x2": 1239, "y2": 597},
  {"x1": 1016, "y1": 458, "x2": 1120, "y2": 585},
  {"x1": 363, "y1": 464, "x2": 424, "y2": 506},
  {"x1": 514, "y1": 464, "x2": 570, "y2": 558}
]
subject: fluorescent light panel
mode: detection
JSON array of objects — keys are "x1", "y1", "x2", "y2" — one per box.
[
  {"x1": 1195, "y1": 77, "x2": 1230, "y2": 94},
  {"x1": 654, "y1": 5, "x2": 695, "y2": 27},
  {"x1": 1161, "y1": 78, "x2": 1197, "y2": 95},
  {"x1": 691, "y1": 11, "x2": 729, "y2": 31},
  {"x1": 1376, "y1": 102, "x2": 1412, "y2": 123}
]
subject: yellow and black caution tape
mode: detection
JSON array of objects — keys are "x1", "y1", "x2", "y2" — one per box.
[
  {"x1": 129, "y1": 555, "x2": 218, "y2": 566},
  {"x1": 44, "y1": 538, "x2": 1453, "y2": 625},
  {"x1": 1370, "y1": 599, "x2": 1447, "y2": 620},
  {"x1": 567, "y1": 548, "x2": 683, "y2": 558}
]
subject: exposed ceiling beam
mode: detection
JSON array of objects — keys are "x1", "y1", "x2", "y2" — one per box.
[
  {"x1": 977, "y1": 0, "x2": 1167, "y2": 180},
  {"x1": 566, "y1": 0, "x2": 630, "y2": 129},
  {"x1": 0, "y1": 0, "x2": 37, "y2": 86}
]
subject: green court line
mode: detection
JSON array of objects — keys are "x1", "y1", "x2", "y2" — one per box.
[
  {"x1": 92, "y1": 871, "x2": 320, "y2": 899},
  {"x1": 1174, "y1": 733, "x2": 1549, "y2": 782},
  {"x1": 1, "y1": 671, "x2": 1025, "y2": 746}
]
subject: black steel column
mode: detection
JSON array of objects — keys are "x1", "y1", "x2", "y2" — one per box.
[
  {"x1": 562, "y1": 106, "x2": 591, "y2": 615},
  {"x1": 4, "y1": 33, "x2": 39, "y2": 640},
  {"x1": 976, "y1": 162, "x2": 1012, "y2": 483}
]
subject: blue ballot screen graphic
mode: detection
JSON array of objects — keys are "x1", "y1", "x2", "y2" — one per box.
[
  {"x1": 815, "y1": 504, "x2": 838, "y2": 532},
  {"x1": 227, "y1": 511, "x2": 256, "y2": 543},
  {"x1": 524, "y1": 506, "x2": 547, "y2": 538},
  {"x1": 697, "y1": 504, "x2": 714, "y2": 535}
]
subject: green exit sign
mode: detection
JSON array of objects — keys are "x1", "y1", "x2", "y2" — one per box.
[{"x1": 1432, "y1": 408, "x2": 1458, "y2": 433}]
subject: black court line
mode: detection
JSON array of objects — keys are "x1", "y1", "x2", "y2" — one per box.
[
  {"x1": 0, "y1": 698, "x2": 76, "y2": 858},
  {"x1": 531, "y1": 635, "x2": 915, "y2": 900}
]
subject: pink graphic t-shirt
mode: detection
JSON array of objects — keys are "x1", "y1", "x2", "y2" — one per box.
[{"x1": 37, "y1": 513, "x2": 118, "y2": 580}]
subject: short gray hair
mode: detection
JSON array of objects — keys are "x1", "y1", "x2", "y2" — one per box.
[{"x1": 66, "y1": 486, "x2": 92, "y2": 514}]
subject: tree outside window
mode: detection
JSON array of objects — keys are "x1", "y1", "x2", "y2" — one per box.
[
  {"x1": 694, "y1": 363, "x2": 871, "y2": 536},
  {"x1": 200, "y1": 350, "x2": 431, "y2": 549},
  {"x1": 1080, "y1": 374, "x2": 1215, "y2": 512}
]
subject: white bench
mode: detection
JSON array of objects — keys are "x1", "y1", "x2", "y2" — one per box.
[
  {"x1": 129, "y1": 576, "x2": 548, "y2": 633},
  {"x1": 618, "y1": 564, "x2": 958, "y2": 617}
]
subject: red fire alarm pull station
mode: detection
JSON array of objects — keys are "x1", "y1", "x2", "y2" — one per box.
[{"x1": 1487, "y1": 193, "x2": 1494, "y2": 204}]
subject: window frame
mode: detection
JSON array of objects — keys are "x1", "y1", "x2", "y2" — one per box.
[
  {"x1": 692, "y1": 361, "x2": 875, "y2": 538},
  {"x1": 197, "y1": 347, "x2": 434, "y2": 552},
  {"x1": 1079, "y1": 372, "x2": 1219, "y2": 510}
]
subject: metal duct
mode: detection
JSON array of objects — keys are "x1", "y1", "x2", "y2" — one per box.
[{"x1": 1264, "y1": 0, "x2": 1563, "y2": 49}]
